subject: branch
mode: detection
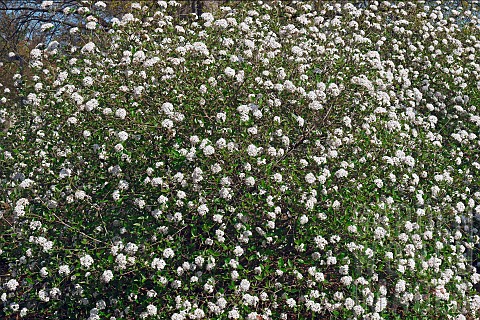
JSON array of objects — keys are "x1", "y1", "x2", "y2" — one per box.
[
  {"x1": 0, "y1": 6, "x2": 63, "y2": 12},
  {"x1": 1, "y1": 3, "x2": 111, "y2": 28},
  {"x1": 20, "y1": 16, "x2": 83, "y2": 29}
]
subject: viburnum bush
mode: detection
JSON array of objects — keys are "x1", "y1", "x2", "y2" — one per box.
[{"x1": 1, "y1": 0, "x2": 480, "y2": 319}]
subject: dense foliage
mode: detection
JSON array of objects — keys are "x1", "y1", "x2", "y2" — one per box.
[{"x1": 1, "y1": 1, "x2": 480, "y2": 319}]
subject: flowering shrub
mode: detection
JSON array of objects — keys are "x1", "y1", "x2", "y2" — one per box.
[{"x1": 1, "y1": 1, "x2": 480, "y2": 319}]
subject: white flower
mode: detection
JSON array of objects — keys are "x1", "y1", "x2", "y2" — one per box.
[
  {"x1": 157, "y1": 195, "x2": 168, "y2": 204},
  {"x1": 50, "y1": 287, "x2": 61, "y2": 299},
  {"x1": 217, "y1": 112, "x2": 226, "y2": 122},
  {"x1": 296, "y1": 116, "x2": 305, "y2": 127},
  {"x1": 41, "y1": 23, "x2": 54, "y2": 32},
  {"x1": 195, "y1": 256, "x2": 204, "y2": 266},
  {"x1": 213, "y1": 18, "x2": 229, "y2": 29},
  {"x1": 197, "y1": 204, "x2": 209, "y2": 216},
  {"x1": 286, "y1": 298, "x2": 296, "y2": 307},
  {"x1": 80, "y1": 254, "x2": 94, "y2": 269},
  {"x1": 305, "y1": 172, "x2": 316, "y2": 184},
  {"x1": 335, "y1": 168, "x2": 348, "y2": 178},
  {"x1": 58, "y1": 265, "x2": 71, "y2": 275},
  {"x1": 94, "y1": 1, "x2": 107, "y2": 9},
  {"x1": 38, "y1": 289, "x2": 50, "y2": 302},
  {"x1": 344, "y1": 298, "x2": 355, "y2": 310},
  {"x1": 146, "y1": 304, "x2": 157, "y2": 316},
  {"x1": 395, "y1": 279, "x2": 406, "y2": 293},
  {"x1": 341, "y1": 276, "x2": 352, "y2": 285},
  {"x1": 374, "y1": 227, "x2": 386, "y2": 240},
  {"x1": 20, "y1": 308, "x2": 28, "y2": 317},
  {"x1": 247, "y1": 144, "x2": 258, "y2": 157},
  {"x1": 115, "y1": 254, "x2": 127, "y2": 269},
  {"x1": 81, "y1": 42, "x2": 95, "y2": 53},
  {"x1": 233, "y1": 246, "x2": 244, "y2": 257},
  {"x1": 228, "y1": 308, "x2": 240, "y2": 319},
  {"x1": 239, "y1": 279, "x2": 250, "y2": 291},
  {"x1": 211, "y1": 163, "x2": 222, "y2": 173},
  {"x1": 327, "y1": 256, "x2": 337, "y2": 265},
  {"x1": 163, "y1": 248, "x2": 175, "y2": 259},
  {"x1": 75, "y1": 190, "x2": 87, "y2": 200},
  {"x1": 314, "y1": 236, "x2": 328, "y2": 250},
  {"x1": 151, "y1": 258, "x2": 166, "y2": 270},
  {"x1": 162, "y1": 119, "x2": 173, "y2": 129},
  {"x1": 404, "y1": 156, "x2": 415, "y2": 167},
  {"x1": 346, "y1": 304, "x2": 362, "y2": 316},
  {"x1": 125, "y1": 242, "x2": 138, "y2": 255},
  {"x1": 19, "y1": 178, "x2": 34, "y2": 188},
  {"x1": 117, "y1": 131, "x2": 128, "y2": 142},
  {"x1": 6, "y1": 279, "x2": 19, "y2": 291},
  {"x1": 30, "y1": 48, "x2": 42, "y2": 60},
  {"x1": 115, "y1": 108, "x2": 127, "y2": 119},
  {"x1": 190, "y1": 135, "x2": 200, "y2": 145},
  {"x1": 272, "y1": 173, "x2": 282, "y2": 182},
  {"x1": 40, "y1": 267, "x2": 49, "y2": 278},
  {"x1": 103, "y1": 107, "x2": 112, "y2": 115},
  {"x1": 472, "y1": 273, "x2": 480, "y2": 285},
  {"x1": 86, "y1": 21, "x2": 97, "y2": 30},
  {"x1": 201, "y1": 12, "x2": 214, "y2": 22},
  {"x1": 101, "y1": 270, "x2": 113, "y2": 283},
  {"x1": 456, "y1": 202, "x2": 465, "y2": 212},
  {"x1": 41, "y1": 1, "x2": 53, "y2": 9},
  {"x1": 112, "y1": 190, "x2": 120, "y2": 201},
  {"x1": 118, "y1": 181, "x2": 129, "y2": 192},
  {"x1": 225, "y1": 67, "x2": 236, "y2": 77},
  {"x1": 192, "y1": 167, "x2": 203, "y2": 183},
  {"x1": 245, "y1": 176, "x2": 255, "y2": 187},
  {"x1": 114, "y1": 144, "x2": 123, "y2": 152},
  {"x1": 339, "y1": 265, "x2": 349, "y2": 275},
  {"x1": 203, "y1": 145, "x2": 215, "y2": 156},
  {"x1": 374, "y1": 178, "x2": 383, "y2": 188},
  {"x1": 332, "y1": 200, "x2": 341, "y2": 209},
  {"x1": 299, "y1": 215, "x2": 308, "y2": 225},
  {"x1": 375, "y1": 297, "x2": 388, "y2": 312},
  {"x1": 309, "y1": 101, "x2": 323, "y2": 110}
]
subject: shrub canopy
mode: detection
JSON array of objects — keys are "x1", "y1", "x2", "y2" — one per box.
[{"x1": 1, "y1": 1, "x2": 480, "y2": 319}]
